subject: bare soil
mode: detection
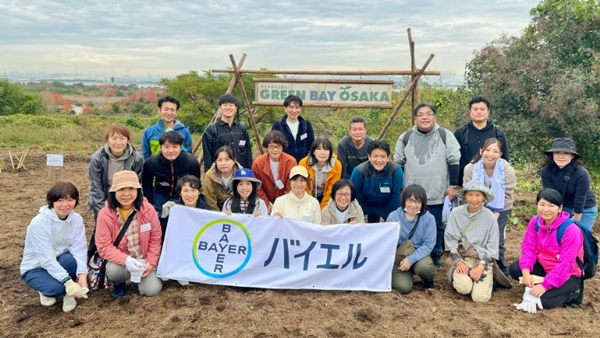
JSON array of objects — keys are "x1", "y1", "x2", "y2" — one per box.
[{"x1": 1, "y1": 151, "x2": 600, "y2": 338}]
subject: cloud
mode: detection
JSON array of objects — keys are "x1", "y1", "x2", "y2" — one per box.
[{"x1": 0, "y1": 0, "x2": 538, "y2": 76}]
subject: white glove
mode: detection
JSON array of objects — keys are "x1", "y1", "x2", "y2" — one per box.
[
  {"x1": 125, "y1": 256, "x2": 145, "y2": 273},
  {"x1": 512, "y1": 287, "x2": 543, "y2": 314},
  {"x1": 523, "y1": 287, "x2": 544, "y2": 311}
]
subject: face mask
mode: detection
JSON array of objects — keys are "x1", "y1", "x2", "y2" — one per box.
[{"x1": 404, "y1": 208, "x2": 421, "y2": 215}]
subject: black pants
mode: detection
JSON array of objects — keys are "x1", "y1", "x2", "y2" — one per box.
[
  {"x1": 87, "y1": 209, "x2": 100, "y2": 260},
  {"x1": 508, "y1": 260, "x2": 581, "y2": 309}
]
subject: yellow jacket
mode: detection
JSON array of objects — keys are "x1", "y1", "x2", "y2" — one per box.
[{"x1": 298, "y1": 156, "x2": 342, "y2": 209}]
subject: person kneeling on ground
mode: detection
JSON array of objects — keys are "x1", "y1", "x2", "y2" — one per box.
[
  {"x1": 21, "y1": 182, "x2": 89, "y2": 312},
  {"x1": 508, "y1": 188, "x2": 584, "y2": 311},
  {"x1": 445, "y1": 181, "x2": 498, "y2": 303},
  {"x1": 386, "y1": 184, "x2": 437, "y2": 293},
  {"x1": 96, "y1": 171, "x2": 163, "y2": 299}
]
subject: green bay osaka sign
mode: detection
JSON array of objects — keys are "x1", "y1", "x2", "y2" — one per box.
[{"x1": 253, "y1": 78, "x2": 393, "y2": 108}]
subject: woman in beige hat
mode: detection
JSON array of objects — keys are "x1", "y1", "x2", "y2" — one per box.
[
  {"x1": 444, "y1": 181, "x2": 499, "y2": 303},
  {"x1": 271, "y1": 166, "x2": 322, "y2": 224},
  {"x1": 95, "y1": 171, "x2": 163, "y2": 299}
]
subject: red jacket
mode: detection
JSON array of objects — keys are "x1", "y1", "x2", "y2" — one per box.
[
  {"x1": 252, "y1": 152, "x2": 297, "y2": 205},
  {"x1": 95, "y1": 198, "x2": 162, "y2": 267}
]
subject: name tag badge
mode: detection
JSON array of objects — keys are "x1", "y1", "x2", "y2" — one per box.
[
  {"x1": 300, "y1": 133, "x2": 307, "y2": 140},
  {"x1": 380, "y1": 186, "x2": 391, "y2": 193},
  {"x1": 239, "y1": 140, "x2": 246, "y2": 146},
  {"x1": 301, "y1": 215, "x2": 313, "y2": 223},
  {"x1": 275, "y1": 179, "x2": 285, "y2": 190},
  {"x1": 140, "y1": 223, "x2": 152, "y2": 233}
]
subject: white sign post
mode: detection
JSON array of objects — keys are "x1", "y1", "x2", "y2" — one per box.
[{"x1": 46, "y1": 154, "x2": 64, "y2": 178}]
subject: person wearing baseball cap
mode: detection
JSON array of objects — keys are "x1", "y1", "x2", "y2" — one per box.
[
  {"x1": 541, "y1": 137, "x2": 597, "y2": 230},
  {"x1": 95, "y1": 171, "x2": 163, "y2": 299},
  {"x1": 271, "y1": 166, "x2": 322, "y2": 224},
  {"x1": 222, "y1": 169, "x2": 269, "y2": 216}
]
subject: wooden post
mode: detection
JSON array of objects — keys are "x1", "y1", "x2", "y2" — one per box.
[
  {"x1": 192, "y1": 53, "x2": 247, "y2": 156},
  {"x1": 229, "y1": 54, "x2": 264, "y2": 155},
  {"x1": 407, "y1": 28, "x2": 421, "y2": 113},
  {"x1": 377, "y1": 54, "x2": 435, "y2": 140}
]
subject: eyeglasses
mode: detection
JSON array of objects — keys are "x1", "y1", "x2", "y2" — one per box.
[
  {"x1": 336, "y1": 192, "x2": 351, "y2": 197},
  {"x1": 405, "y1": 198, "x2": 421, "y2": 205},
  {"x1": 416, "y1": 112, "x2": 435, "y2": 118},
  {"x1": 267, "y1": 145, "x2": 283, "y2": 150}
]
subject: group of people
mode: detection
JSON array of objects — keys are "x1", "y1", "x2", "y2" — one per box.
[{"x1": 20, "y1": 94, "x2": 597, "y2": 313}]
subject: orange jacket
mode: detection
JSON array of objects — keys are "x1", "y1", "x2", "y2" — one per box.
[
  {"x1": 252, "y1": 152, "x2": 297, "y2": 206},
  {"x1": 298, "y1": 156, "x2": 342, "y2": 209}
]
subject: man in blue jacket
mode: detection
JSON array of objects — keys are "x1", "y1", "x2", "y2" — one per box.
[
  {"x1": 142, "y1": 96, "x2": 193, "y2": 160},
  {"x1": 271, "y1": 95, "x2": 314, "y2": 163},
  {"x1": 350, "y1": 140, "x2": 403, "y2": 223}
]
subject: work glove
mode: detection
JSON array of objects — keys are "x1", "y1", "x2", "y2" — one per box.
[
  {"x1": 512, "y1": 287, "x2": 543, "y2": 314},
  {"x1": 64, "y1": 279, "x2": 88, "y2": 299},
  {"x1": 125, "y1": 256, "x2": 146, "y2": 273},
  {"x1": 523, "y1": 287, "x2": 544, "y2": 312}
]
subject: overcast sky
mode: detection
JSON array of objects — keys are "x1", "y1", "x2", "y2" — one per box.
[{"x1": 0, "y1": 0, "x2": 539, "y2": 77}]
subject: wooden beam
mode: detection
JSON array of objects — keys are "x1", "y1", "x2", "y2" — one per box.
[
  {"x1": 230, "y1": 54, "x2": 264, "y2": 155},
  {"x1": 253, "y1": 78, "x2": 394, "y2": 84},
  {"x1": 193, "y1": 53, "x2": 247, "y2": 156},
  {"x1": 212, "y1": 69, "x2": 440, "y2": 76},
  {"x1": 407, "y1": 28, "x2": 421, "y2": 112},
  {"x1": 377, "y1": 54, "x2": 435, "y2": 140},
  {"x1": 252, "y1": 101, "x2": 393, "y2": 109}
]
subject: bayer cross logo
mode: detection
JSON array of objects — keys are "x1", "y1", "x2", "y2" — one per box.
[{"x1": 192, "y1": 219, "x2": 252, "y2": 278}]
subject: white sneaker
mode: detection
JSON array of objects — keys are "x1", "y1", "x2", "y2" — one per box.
[
  {"x1": 62, "y1": 295, "x2": 77, "y2": 312},
  {"x1": 39, "y1": 292, "x2": 56, "y2": 306},
  {"x1": 177, "y1": 280, "x2": 190, "y2": 286}
]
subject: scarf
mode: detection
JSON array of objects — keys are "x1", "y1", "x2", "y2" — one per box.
[
  {"x1": 118, "y1": 208, "x2": 143, "y2": 259},
  {"x1": 473, "y1": 159, "x2": 505, "y2": 211}
]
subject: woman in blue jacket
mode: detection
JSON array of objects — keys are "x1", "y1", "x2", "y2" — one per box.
[{"x1": 386, "y1": 184, "x2": 437, "y2": 293}]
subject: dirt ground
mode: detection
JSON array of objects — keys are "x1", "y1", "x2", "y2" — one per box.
[{"x1": 1, "y1": 150, "x2": 600, "y2": 338}]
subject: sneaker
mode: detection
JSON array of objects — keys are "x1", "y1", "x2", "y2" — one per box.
[
  {"x1": 177, "y1": 280, "x2": 190, "y2": 286},
  {"x1": 39, "y1": 292, "x2": 56, "y2": 306},
  {"x1": 111, "y1": 283, "x2": 127, "y2": 299},
  {"x1": 62, "y1": 295, "x2": 77, "y2": 312},
  {"x1": 423, "y1": 280, "x2": 435, "y2": 289}
]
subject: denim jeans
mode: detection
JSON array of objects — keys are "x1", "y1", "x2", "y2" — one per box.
[
  {"x1": 428, "y1": 204, "x2": 444, "y2": 258},
  {"x1": 21, "y1": 252, "x2": 77, "y2": 297},
  {"x1": 563, "y1": 206, "x2": 598, "y2": 231}
]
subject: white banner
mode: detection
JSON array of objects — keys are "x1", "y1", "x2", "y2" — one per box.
[{"x1": 157, "y1": 206, "x2": 400, "y2": 292}]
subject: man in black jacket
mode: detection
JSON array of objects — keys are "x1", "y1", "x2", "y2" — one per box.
[
  {"x1": 143, "y1": 131, "x2": 201, "y2": 214},
  {"x1": 202, "y1": 94, "x2": 253, "y2": 171},
  {"x1": 454, "y1": 96, "x2": 509, "y2": 186},
  {"x1": 271, "y1": 95, "x2": 315, "y2": 163}
]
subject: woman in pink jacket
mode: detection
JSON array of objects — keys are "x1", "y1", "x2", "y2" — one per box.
[
  {"x1": 95, "y1": 171, "x2": 163, "y2": 299},
  {"x1": 509, "y1": 188, "x2": 584, "y2": 309}
]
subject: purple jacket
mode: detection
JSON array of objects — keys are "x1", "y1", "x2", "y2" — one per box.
[{"x1": 519, "y1": 211, "x2": 583, "y2": 290}]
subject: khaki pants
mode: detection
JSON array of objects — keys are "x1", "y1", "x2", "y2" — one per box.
[
  {"x1": 451, "y1": 257, "x2": 493, "y2": 303},
  {"x1": 106, "y1": 262, "x2": 163, "y2": 297},
  {"x1": 392, "y1": 256, "x2": 437, "y2": 294}
]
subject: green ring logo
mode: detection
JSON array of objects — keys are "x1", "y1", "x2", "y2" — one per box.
[{"x1": 192, "y1": 218, "x2": 252, "y2": 278}]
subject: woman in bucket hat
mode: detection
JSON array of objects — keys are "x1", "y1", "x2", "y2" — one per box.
[
  {"x1": 271, "y1": 166, "x2": 322, "y2": 224},
  {"x1": 95, "y1": 171, "x2": 163, "y2": 299},
  {"x1": 222, "y1": 169, "x2": 268, "y2": 216},
  {"x1": 444, "y1": 181, "x2": 499, "y2": 303},
  {"x1": 541, "y1": 137, "x2": 597, "y2": 230}
]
